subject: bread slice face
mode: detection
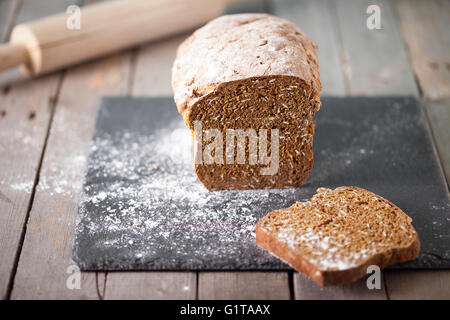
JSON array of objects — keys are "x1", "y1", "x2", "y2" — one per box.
[
  {"x1": 256, "y1": 186, "x2": 420, "y2": 286},
  {"x1": 188, "y1": 75, "x2": 318, "y2": 190}
]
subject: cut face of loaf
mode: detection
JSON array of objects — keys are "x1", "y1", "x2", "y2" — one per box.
[
  {"x1": 189, "y1": 76, "x2": 318, "y2": 190},
  {"x1": 256, "y1": 186, "x2": 420, "y2": 286},
  {"x1": 171, "y1": 14, "x2": 321, "y2": 190}
]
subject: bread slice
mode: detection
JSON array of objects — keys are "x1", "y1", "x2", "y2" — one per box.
[
  {"x1": 171, "y1": 14, "x2": 321, "y2": 190},
  {"x1": 256, "y1": 186, "x2": 420, "y2": 286}
]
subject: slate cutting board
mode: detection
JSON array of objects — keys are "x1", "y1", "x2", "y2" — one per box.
[{"x1": 72, "y1": 96, "x2": 450, "y2": 271}]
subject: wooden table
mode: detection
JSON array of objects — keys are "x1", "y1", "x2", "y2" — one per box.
[{"x1": 0, "y1": 0, "x2": 449, "y2": 300}]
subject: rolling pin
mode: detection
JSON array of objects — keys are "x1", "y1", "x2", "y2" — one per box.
[{"x1": 0, "y1": 0, "x2": 239, "y2": 76}]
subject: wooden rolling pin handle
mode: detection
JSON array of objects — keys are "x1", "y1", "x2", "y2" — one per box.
[
  {"x1": 0, "y1": 0, "x2": 243, "y2": 77},
  {"x1": 0, "y1": 43, "x2": 29, "y2": 72}
]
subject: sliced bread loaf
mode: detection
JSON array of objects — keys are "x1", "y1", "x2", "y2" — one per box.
[
  {"x1": 256, "y1": 186, "x2": 420, "y2": 286},
  {"x1": 171, "y1": 13, "x2": 321, "y2": 190}
]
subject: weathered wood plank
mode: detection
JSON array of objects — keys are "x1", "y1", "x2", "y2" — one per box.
[
  {"x1": 6, "y1": 0, "x2": 127, "y2": 300},
  {"x1": 334, "y1": 0, "x2": 417, "y2": 96},
  {"x1": 199, "y1": 272, "x2": 290, "y2": 300},
  {"x1": 384, "y1": 270, "x2": 450, "y2": 300},
  {"x1": 103, "y1": 34, "x2": 198, "y2": 300},
  {"x1": 0, "y1": 0, "x2": 83, "y2": 300},
  {"x1": 10, "y1": 53, "x2": 133, "y2": 299},
  {"x1": 0, "y1": 74, "x2": 60, "y2": 300},
  {"x1": 394, "y1": 0, "x2": 450, "y2": 183},
  {"x1": 131, "y1": 34, "x2": 188, "y2": 96},
  {"x1": 294, "y1": 273, "x2": 387, "y2": 300},
  {"x1": 423, "y1": 98, "x2": 450, "y2": 183},
  {"x1": 273, "y1": 0, "x2": 347, "y2": 95},
  {"x1": 104, "y1": 272, "x2": 197, "y2": 300},
  {"x1": 395, "y1": 0, "x2": 450, "y2": 100},
  {"x1": 382, "y1": 1, "x2": 450, "y2": 300},
  {"x1": 198, "y1": 272, "x2": 291, "y2": 300}
]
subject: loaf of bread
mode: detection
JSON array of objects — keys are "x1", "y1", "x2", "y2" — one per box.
[
  {"x1": 256, "y1": 186, "x2": 420, "y2": 286},
  {"x1": 172, "y1": 14, "x2": 321, "y2": 190}
]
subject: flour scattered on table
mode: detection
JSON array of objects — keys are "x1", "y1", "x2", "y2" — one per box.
[
  {"x1": 10, "y1": 181, "x2": 33, "y2": 193},
  {"x1": 73, "y1": 115, "x2": 298, "y2": 270}
]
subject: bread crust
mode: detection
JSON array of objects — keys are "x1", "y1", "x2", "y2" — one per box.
[
  {"x1": 256, "y1": 186, "x2": 421, "y2": 286},
  {"x1": 171, "y1": 13, "x2": 321, "y2": 120},
  {"x1": 256, "y1": 225, "x2": 420, "y2": 286}
]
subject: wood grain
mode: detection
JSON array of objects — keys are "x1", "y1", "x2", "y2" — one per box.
[
  {"x1": 395, "y1": 0, "x2": 450, "y2": 100},
  {"x1": 10, "y1": 52, "x2": 133, "y2": 299},
  {"x1": 334, "y1": 0, "x2": 417, "y2": 96},
  {"x1": 0, "y1": 73, "x2": 60, "y2": 299},
  {"x1": 131, "y1": 34, "x2": 188, "y2": 96},
  {"x1": 273, "y1": 0, "x2": 347, "y2": 95},
  {"x1": 104, "y1": 272, "x2": 196, "y2": 300},
  {"x1": 199, "y1": 272, "x2": 290, "y2": 300},
  {"x1": 0, "y1": 0, "x2": 79, "y2": 300},
  {"x1": 394, "y1": 0, "x2": 450, "y2": 183},
  {"x1": 384, "y1": 270, "x2": 450, "y2": 300}
]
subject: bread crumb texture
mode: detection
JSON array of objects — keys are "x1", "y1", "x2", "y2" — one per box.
[{"x1": 256, "y1": 186, "x2": 420, "y2": 286}]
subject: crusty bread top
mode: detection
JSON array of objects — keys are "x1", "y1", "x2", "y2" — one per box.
[
  {"x1": 171, "y1": 13, "x2": 321, "y2": 115},
  {"x1": 257, "y1": 186, "x2": 419, "y2": 271}
]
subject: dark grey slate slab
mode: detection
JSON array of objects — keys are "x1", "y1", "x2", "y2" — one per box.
[{"x1": 72, "y1": 96, "x2": 450, "y2": 271}]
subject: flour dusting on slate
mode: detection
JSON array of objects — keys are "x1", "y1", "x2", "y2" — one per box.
[
  {"x1": 72, "y1": 97, "x2": 307, "y2": 270},
  {"x1": 75, "y1": 122, "x2": 297, "y2": 269},
  {"x1": 72, "y1": 97, "x2": 450, "y2": 270}
]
